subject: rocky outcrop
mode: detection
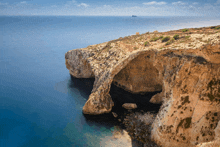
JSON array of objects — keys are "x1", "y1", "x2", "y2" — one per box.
[
  {"x1": 150, "y1": 47, "x2": 220, "y2": 147},
  {"x1": 122, "y1": 103, "x2": 138, "y2": 110},
  {"x1": 65, "y1": 26, "x2": 220, "y2": 146}
]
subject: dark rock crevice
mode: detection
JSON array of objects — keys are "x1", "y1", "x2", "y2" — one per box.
[{"x1": 110, "y1": 83, "x2": 162, "y2": 113}]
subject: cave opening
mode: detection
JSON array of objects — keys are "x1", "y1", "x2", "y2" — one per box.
[
  {"x1": 110, "y1": 83, "x2": 162, "y2": 116},
  {"x1": 110, "y1": 53, "x2": 163, "y2": 117}
]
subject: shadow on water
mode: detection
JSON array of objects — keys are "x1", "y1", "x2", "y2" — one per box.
[
  {"x1": 67, "y1": 75, "x2": 162, "y2": 147},
  {"x1": 69, "y1": 75, "x2": 95, "y2": 98},
  {"x1": 67, "y1": 75, "x2": 120, "y2": 128},
  {"x1": 68, "y1": 75, "x2": 161, "y2": 114}
]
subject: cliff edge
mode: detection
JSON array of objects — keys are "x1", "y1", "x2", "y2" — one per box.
[{"x1": 65, "y1": 26, "x2": 220, "y2": 146}]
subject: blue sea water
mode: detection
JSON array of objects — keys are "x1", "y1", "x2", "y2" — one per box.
[{"x1": 0, "y1": 16, "x2": 220, "y2": 147}]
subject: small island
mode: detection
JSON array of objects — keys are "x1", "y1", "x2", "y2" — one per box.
[
  {"x1": 65, "y1": 26, "x2": 220, "y2": 147},
  {"x1": 132, "y1": 15, "x2": 137, "y2": 17}
]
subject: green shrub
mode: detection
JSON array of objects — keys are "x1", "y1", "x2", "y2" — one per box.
[
  {"x1": 150, "y1": 37, "x2": 157, "y2": 42},
  {"x1": 150, "y1": 36, "x2": 163, "y2": 42},
  {"x1": 165, "y1": 38, "x2": 174, "y2": 45},
  {"x1": 165, "y1": 41, "x2": 171, "y2": 46},
  {"x1": 214, "y1": 26, "x2": 220, "y2": 30},
  {"x1": 182, "y1": 29, "x2": 189, "y2": 32},
  {"x1": 173, "y1": 34, "x2": 179, "y2": 40},
  {"x1": 144, "y1": 41, "x2": 149, "y2": 46},
  {"x1": 159, "y1": 36, "x2": 163, "y2": 39},
  {"x1": 185, "y1": 36, "x2": 190, "y2": 39},
  {"x1": 162, "y1": 36, "x2": 170, "y2": 42}
]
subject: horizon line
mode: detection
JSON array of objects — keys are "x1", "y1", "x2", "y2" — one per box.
[{"x1": 0, "y1": 14, "x2": 207, "y2": 17}]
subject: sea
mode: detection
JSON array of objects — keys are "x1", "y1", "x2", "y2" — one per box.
[{"x1": 1, "y1": 16, "x2": 220, "y2": 147}]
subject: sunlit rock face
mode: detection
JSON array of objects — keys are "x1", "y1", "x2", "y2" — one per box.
[
  {"x1": 113, "y1": 52, "x2": 163, "y2": 93},
  {"x1": 65, "y1": 49, "x2": 95, "y2": 78},
  {"x1": 65, "y1": 27, "x2": 220, "y2": 146},
  {"x1": 150, "y1": 47, "x2": 220, "y2": 147},
  {"x1": 122, "y1": 103, "x2": 138, "y2": 110}
]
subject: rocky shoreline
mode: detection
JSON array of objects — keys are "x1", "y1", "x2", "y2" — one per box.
[
  {"x1": 109, "y1": 81, "x2": 161, "y2": 146},
  {"x1": 65, "y1": 25, "x2": 220, "y2": 146}
]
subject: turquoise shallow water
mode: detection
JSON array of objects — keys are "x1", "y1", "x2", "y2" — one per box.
[{"x1": 0, "y1": 16, "x2": 220, "y2": 147}]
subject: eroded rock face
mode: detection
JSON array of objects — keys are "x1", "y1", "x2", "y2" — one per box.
[
  {"x1": 65, "y1": 27, "x2": 220, "y2": 146},
  {"x1": 196, "y1": 120, "x2": 220, "y2": 147},
  {"x1": 150, "y1": 49, "x2": 220, "y2": 147},
  {"x1": 65, "y1": 49, "x2": 95, "y2": 78},
  {"x1": 113, "y1": 51, "x2": 163, "y2": 93}
]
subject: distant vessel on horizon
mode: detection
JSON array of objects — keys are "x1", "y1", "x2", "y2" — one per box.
[{"x1": 132, "y1": 15, "x2": 137, "y2": 17}]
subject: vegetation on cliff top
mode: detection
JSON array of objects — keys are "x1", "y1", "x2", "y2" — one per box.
[
  {"x1": 87, "y1": 25, "x2": 220, "y2": 54},
  {"x1": 182, "y1": 29, "x2": 189, "y2": 32},
  {"x1": 150, "y1": 36, "x2": 163, "y2": 42},
  {"x1": 173, "y1": 34, "x2": 179, "y2": 40},
  {"x1": 161, "y1": 36, "x2": 170, "y2": 42}
]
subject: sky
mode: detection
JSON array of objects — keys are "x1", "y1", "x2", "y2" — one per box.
[{"x1": 0, "y1": 0, "x2": 220, "y2": 16}]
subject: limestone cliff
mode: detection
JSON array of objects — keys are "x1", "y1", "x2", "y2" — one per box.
[{"x1": 65, "y1": 26, "x2": 220, "y2": 146}]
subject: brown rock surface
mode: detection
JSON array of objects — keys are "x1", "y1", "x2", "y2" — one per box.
[
  {"x1": 65, "y1": 26, "x2": 220, "y2": 146},
  {"x1": 122, "y1": 103, "x2": 138, "y2": 110},
  {"x1": 112, "y1": 112, "x2": 118, "y2": 118}
]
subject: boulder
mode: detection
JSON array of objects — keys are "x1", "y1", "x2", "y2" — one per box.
[
  {"x1": 122, "y1": 103, "x2": 138, "y2": 110},
  {"x1": 112, "y1": 112, "x2": 118, "y2": 118}
]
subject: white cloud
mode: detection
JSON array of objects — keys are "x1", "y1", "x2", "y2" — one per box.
[
  {"x1": 64, "y1": 1, "x2": 89, "y2": 8},
  {"x1": 0, "y1": 2, "x2": 8, "y2": 5},
  {"x1": 143, "y1": 1, "x2": 166, "y2": 5},
  {"x1": 203, "y1": 3, "x2": 215, "y2": 10},
  {"x1": 20, "y1": 1, "x2": 27, "y2": 4},
  {"x1": 103, "y1": 5, "x2": 111, "y2": 8},
  {"x1": 14, "y1": 1, "x2": 35, "y2": 8},
  {"x1": 1, "y1": 0, "x2": 220, "y2": 17},
  {"x1": 51, "y1": 5, "x2": 57, "y2": 8},
  {"x1": 172, "y1": 1, "x2": 187, "y2": 5},
  {"x1": 188, "y1": 5, "x2": 196, "y2": 10},
  {"x1": 192, "y1": 2, "x2": 198, "y2": 5},
  {"x1": 67, "y1": 0, "x2": 76, "y2": 4},
  {"x1": 77, "y1": 3, "x2": 89, "y2": 8},
  {"x1": 65, "y1": 0, "x2": 77, "y2": 7},
  {"x1": 216, "y1": 0, "x2": 220, "y2": 4},
  {"x1": 103, "y1": 5, "x2": 111, "y2": 7}
]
